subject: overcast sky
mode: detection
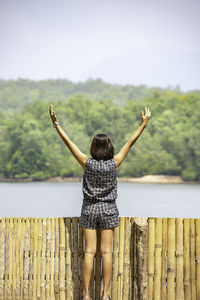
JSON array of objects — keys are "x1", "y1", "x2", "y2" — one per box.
[{"x1": 0, "y1": 0, "x2": 199, "y2": 90}]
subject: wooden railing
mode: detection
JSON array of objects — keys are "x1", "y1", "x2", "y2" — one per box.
[{"x1": 0, "y1": 217, "x2": 199, "y2": 300}]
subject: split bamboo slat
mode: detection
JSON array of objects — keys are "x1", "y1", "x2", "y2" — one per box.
[
  {"x1": 167, "y1": 218, "x2": 175, "y2": 300},
  {"x1": 129, "y1": 217, "x2": 134, "y2": 300},
  {"x1": 72, "y1": 217, "x2": 79, "y2": 300},
  {"x1": 123, "y1": 217, "x2": 130, "y2": 300},
  {"x1": 184, "y1": 218, "x2": 191, "y2": 299},
  {"x1": 46, "y1": 218, "x2": 50, "y2": 300},
  {"x1": 0, "y1": 216, "x2": 200, "y2": 300},
  {"x1": 59, "y1": 218, "x2": 65, "y2": 300},
  {"x1": 9, "y1": 217, "x2": 13, "y2": 300},
  {"x1": 153, "y1": 218, "x2": 162, "y2": 300},
  {"x1": 50, "y1": 217, "x2": 55, "y2": 300},
  {"x1": 133, "y1": 216, "x2": 137, "y2": 300},
  {"x1": 78, "y1": 222, "x2": 84, "y2": 299},
  {"x1": 65, "y1": 217, "x2": 73, "y2": 300},
  {"x1": 0, "y1": 218, "x2": 5, "y2": 300},
  {"x1": 29, "y1": 218, "x2": 34, "y2": 299},
  {"x1": 175, "y1": 218, "x2": 184, "y2": 300},
  {"x1": 5, "y1": 218, "x2": 9, "y2": 300},
  {"x1": 148, "y1": 217, "x2": 155, "y2": 300},
  {"x1": 196, "y1": 219, "x2": 200, "y2": 299},
  {"x1": 161, "y1": 218, "x2": 167, "y2": 300},
  {"x1": 13, "y1": 218, "x2": 16, "y2": 300},
  {"x1": 24, "y1": 218, "x2": 29, "y2": 300},
  {"x1": 55, "y1": 217, "x2": 59, "y2": 300},
  {"x1": 40, "y1": 218, "x2": 46, "y2": 300},
  {"x1": 118, "y1": 216, "x2": 125, "y2": 300},
  {"x1": 190, "y1": 218, "x2": 196, "y2": 299}
]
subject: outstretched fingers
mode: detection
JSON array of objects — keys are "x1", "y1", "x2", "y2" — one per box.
[{"x1": 49, "y1": 104, "x2": 53, "y2": 115}]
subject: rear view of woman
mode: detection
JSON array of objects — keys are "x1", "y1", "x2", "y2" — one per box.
[{"x1": 49, "y1": 105, "x2": 151, "y2": 300}]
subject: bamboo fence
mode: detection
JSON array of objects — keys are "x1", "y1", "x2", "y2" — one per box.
[{"x1": 0, "y1": 217, "x2": 200, "y2": 300}]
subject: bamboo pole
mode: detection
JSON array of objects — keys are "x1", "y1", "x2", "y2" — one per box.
[
  {"x1": 59, "y1": 218, "x2": 66, "y2": 300},
  {"x1": 37, "y1": 218, "x2": 42, "y2": 299},
  {"x1": 122, "y1": 217, "x2": 130, "y2": 300},
  {"x1": 5, "y1": 218, "x2": 9, "y2": 300},
  {"x1": 65, "y1": 218, "x2": 73, "y2": 300},
  {"x1": 8, "y1": 218, "x2": 13, "y2": 300},
  {"x1": 118, "y1": 217, "x2": 124, "y2": 300},
  {"x1": 153, "y1": 218, "x2": 162, "y2": 300},
  {"x1": 29, "y1": 218, "x2": 34, "y2": 299},
  {"x1": 129, "y1": 217, "x2": 134, "y2": 300},
  {"x1": 112, "y1": 224, "x2": 119, "y2": 300},
  {"x1": 40, "y1": 218, "x2": 47, "y2": 300},
  {"x1": 134, "y1": 217, "x2": 148, "y2": 300},
  {"x1": 50, "y1": 218, "x2": 55, "y2": 300},
  {"x1": 12, "y1": 218, "x2": 16, "y2": 300},
  {"x1": 167, "y1": 218, "x2": 175, "y2": 300},
  {"x1": 133, "y1": 217, "x2": 137, "y2": 300},
  {"x1": 46, "y1": 218, "x2": 51, "y2": 299},
  {"x1": 0, "y1": 218, "x2": 5, "y2": 300},
  {"x1": 175, "y1": 218, "x2": 184, "y2": 300},
  {"x1": 183, "y1": 218, "x2": 191, "y2": 298},
  {"x1": 24, "y1": 218, "x2": 30, "y2": 300},
  {"x1": 54, "y1": 217, "x2": 59, "y2": 300},
  {"x1": 33, "y1": 218, "x2": 38, "y2": 300},
  {"x1": 16, "y1": 218, "x2": 20, "y2": 300},
  {"x1": 79, "y1": 220, "x2": 84, "y2": 299},
  {"x1": 20, "y1": 217, "x2": 25, "y2": 299},
  {"x1": 161, "y1": 218, "x2": 167, "y2": 300},
  {"x1": 72, "y1": 217, "x2": 79, "y2": 300},
  {"x1": 189, "y1": 218, "x2": 196, "y2": 299},
  {"x1": 148, "y1": 217, "x2": 155, "y2": 300},
  {"x1": 15, "y1": 217, "x2": 20, "y2": 300},
  {"x1": 196, "y1": 219, "x2": 200, "y2": 299}
]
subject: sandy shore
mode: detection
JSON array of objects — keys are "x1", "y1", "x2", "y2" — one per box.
[{"x1": 0, "y1": 175, "x2": 198, "y2": 184}]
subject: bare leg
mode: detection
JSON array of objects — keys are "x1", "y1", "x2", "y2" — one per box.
[
  {"x1": 100, "y1": 228, "x2": 114, "y2": 299},
  {"x1": 82, "y1": 228, "x2": 97, "y2": 299}
]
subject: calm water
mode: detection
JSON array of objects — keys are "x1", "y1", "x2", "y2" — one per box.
[{"x1": 0, "y1": 182, "x2": 200, "y2": 218}]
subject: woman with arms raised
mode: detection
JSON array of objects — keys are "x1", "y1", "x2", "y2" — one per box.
[{"x1": 49, "y1": 104, "x2": 151, "y2": 300}]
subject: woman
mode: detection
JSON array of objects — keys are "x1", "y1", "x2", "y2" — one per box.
[{"x1": 49, "y1": 104, "x2": 151, "y2": 300}]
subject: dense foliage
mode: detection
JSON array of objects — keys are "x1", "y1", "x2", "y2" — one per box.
[
  {"x1": 0, "y1": 78, "x2": 185, "y2": 111},
  {"x1": 0, "y1": 79, "x2": 199, "y2": 181}
]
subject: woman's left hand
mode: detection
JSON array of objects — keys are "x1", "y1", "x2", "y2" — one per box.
[{"x1": 49, "y1": 104, "x2": 58, "y2": 125}]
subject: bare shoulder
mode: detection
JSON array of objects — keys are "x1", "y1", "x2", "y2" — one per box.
[
  {"x1": 113, "y1": 156, "x2": 119, "y2": 171},
  {"x1": 81, "y1": 155, "x2": 89, "y2": 171}
]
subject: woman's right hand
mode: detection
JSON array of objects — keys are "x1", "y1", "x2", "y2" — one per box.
[
  {"x1": 49, "y1": 104, "x2": 58, "y2": 126},
  {"x1": 141, "y1": 106, "x2": 151, "y2": 125}
]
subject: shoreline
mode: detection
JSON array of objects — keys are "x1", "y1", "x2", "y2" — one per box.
[{"x1": 0, "y1": 175, "x2": 199, "y2": 184}]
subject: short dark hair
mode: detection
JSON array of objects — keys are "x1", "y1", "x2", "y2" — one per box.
[{"x1": 90, "y1": 134, "x2": 114, "y2": 160}]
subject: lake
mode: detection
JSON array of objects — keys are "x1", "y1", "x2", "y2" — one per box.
[{"x1": 0, "y1": 182, "x2": 200, "y2": 218}]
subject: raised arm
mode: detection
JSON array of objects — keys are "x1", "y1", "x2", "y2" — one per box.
[
  {"x1": 113, "y1": 106, "x2": 151, "y2": 168},
  {"x1": 49, "y1": 104, "x2": 88, "y2": 170}
]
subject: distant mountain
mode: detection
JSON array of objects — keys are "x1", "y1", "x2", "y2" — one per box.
[{"x1": 81, "y1": 46, "x2": 200, "y2": 92}]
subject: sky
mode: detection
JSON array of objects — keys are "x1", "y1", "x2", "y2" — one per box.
[{"x1": 0, "y1": 0, "x2": 200, "y2": 91}]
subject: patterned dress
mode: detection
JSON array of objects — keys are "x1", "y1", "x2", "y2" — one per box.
[{"x1": 79, "y1": 157, "x2": 120, "y2": 229}]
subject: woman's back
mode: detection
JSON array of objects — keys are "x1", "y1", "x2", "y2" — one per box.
[{"x1": 82, "y1": 158, "x2": 118, "y2": 203}]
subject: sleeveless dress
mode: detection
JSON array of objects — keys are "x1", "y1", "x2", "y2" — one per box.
[{"x1": 79, "y1": 157, "x2": 119, "y2": 229}]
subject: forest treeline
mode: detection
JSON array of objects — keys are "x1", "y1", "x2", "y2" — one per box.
[
  {"x1": 0, "y1": 79, "x2": 200, "y2": 181},
  {"x1": 0, "y1": 78, "x2": 189, "y2": 111}
]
